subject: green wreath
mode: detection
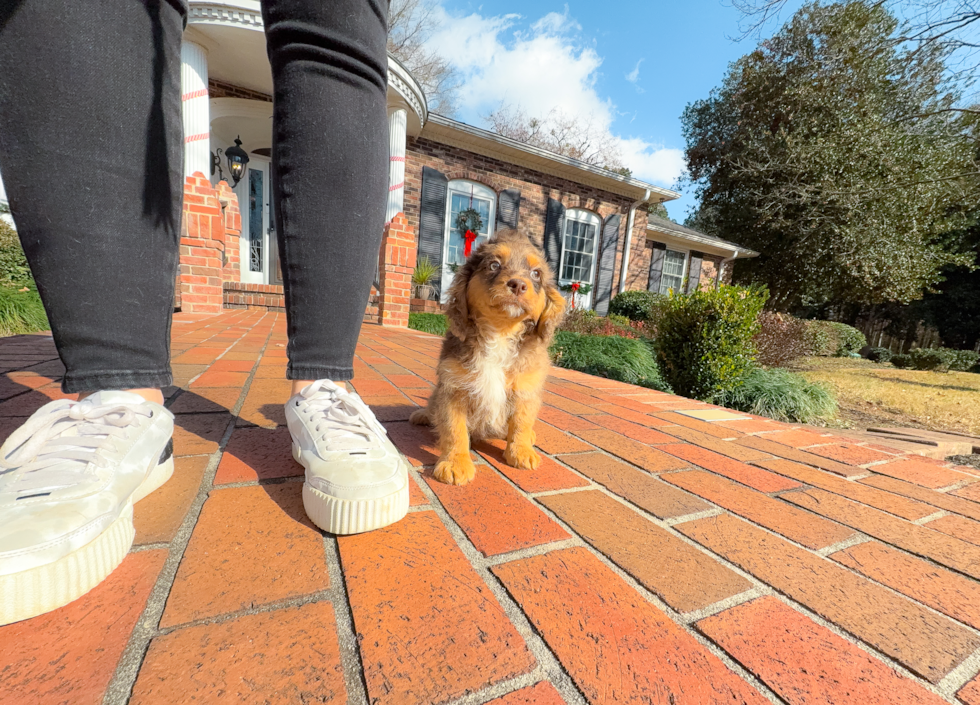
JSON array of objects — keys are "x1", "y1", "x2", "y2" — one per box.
[{"x1": 455, "y1": 207, "x2": 484, "y2": 236}]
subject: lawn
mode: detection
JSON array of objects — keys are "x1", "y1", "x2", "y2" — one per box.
[{"x1": 791, "y1": 357, "x2": 980, "y2": 435}]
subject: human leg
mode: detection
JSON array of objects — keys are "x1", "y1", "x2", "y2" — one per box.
[{"x1": 0, "y1": 0, "x2": 185, "y2": 623}]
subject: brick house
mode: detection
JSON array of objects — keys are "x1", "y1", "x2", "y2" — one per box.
[{"x1": 0, "y1": 1, "x2": 756, "y2": 325}]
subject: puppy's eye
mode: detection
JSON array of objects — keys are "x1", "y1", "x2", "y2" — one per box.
[
  {"x1": 489, "y1": 261, "x2": 500, "y2": 272},
  {"x1": 531, "y1": 269, "x2": 541, "y2": 280}
]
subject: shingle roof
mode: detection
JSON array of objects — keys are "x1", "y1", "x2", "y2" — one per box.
[{"x1": 646, "y1": 214, "x2": 759, "y2": 257}]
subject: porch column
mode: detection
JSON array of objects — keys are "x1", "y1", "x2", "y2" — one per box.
[
  {"x1": 385, "y1": 107, "x2": 408, "y2": 223},
  {"x1": 181, "y1": 41, "x2": 210, "y2": 178}
]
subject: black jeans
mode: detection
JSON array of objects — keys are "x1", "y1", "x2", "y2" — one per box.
[{"x1": 0, "y1": 0, "x2": 388, "y2": 392}]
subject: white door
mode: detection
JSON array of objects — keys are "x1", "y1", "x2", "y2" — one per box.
[
  {"x1": 440, "y1": 181, "x2": 496, "y2": 302},
  {"x1": 237, "y1": 158, "x2": 272, "y2": 285}
]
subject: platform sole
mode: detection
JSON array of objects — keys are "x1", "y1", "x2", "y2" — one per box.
[
  {"x1": 0, "y1": 455, "x2": 174, "y2": 626},
  {"x1": 294, "y1": 444, "x2": 410, "y2": 535}
]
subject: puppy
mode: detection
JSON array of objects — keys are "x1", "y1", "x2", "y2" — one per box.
[{"x1": 409, "y1": 228, "x2": 566, "y2": 485}]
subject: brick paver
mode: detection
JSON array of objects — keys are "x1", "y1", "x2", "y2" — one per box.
[{"x1": 2, "y1": 312, "x2": 979, "y2": 705}]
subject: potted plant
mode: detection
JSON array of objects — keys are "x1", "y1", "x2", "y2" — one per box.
[{"x1": 412, "y1": 256, "x2": 439, "y2": 300}]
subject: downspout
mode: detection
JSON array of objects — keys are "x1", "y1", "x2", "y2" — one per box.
[
  {"x1": 715, "y1": 250, "x2": 740, "y2": 289},
  {"x1": 618, "y1": 189, "x2": 651, "y2": 294}
]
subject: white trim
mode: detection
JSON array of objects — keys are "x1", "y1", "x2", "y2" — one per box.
[
  {"x1": 659, "y1": 248, "x2": 689, "y2": 295},
  {"x1": 647, "y1": 220, "x2": 759, "y2": 258},
  {"x1": 439, "y1": 180, "x2": 496, "y2": 300}
]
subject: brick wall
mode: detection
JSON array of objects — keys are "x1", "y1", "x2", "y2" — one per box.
[
  {"x1": 223, "y1": 282, "x2": 285, "y2": 312},
  {"x1": 404, "y1": 137, "x2": 643, "y2": 298},
  {"x1": 376, "y1": 213, "x2": 416, "y2": 328},
  {"x1": 179, "y1": 172, "x2": 242, "y2": 313}
]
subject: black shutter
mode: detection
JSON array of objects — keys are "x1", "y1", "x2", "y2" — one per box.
[
  {"x1": 647, "y1": 241, "x2": 667, "y2": 293},
  {"x1": 418, "y1": 167, "x2": 448, "y2": 297},
  {"x1": 496, "y1": 189, "x2": 521, "y2": 230},
  {"x1": 593, "y1": 213, "x2": 621, "y2": 315},
  {"x1": 686, "y1": 251, "x2": 704, "y2": 294},
  {"x1": 543, "y1": 197, "x2": 565, "y2": 278}
]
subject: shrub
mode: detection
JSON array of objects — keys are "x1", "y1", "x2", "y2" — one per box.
[
  {"x1": 608, "y1": 290, "x2": 661, "y2": 323},
  {"x1": 549, "y1": 331, "x2": 671, "y2": 392},
  {"x1": 720, "y1": 367, "x2": 837, "y2": 423},
  {"x1": 0, "y1": 286, "x2": 48, "y2": 337},
  {"x1": 654, "y1": 285, "x2": 768, "y2": 401},
  {"x1": 0, "y1": 220, "x2": 31, "y2": 288},
  {"x1": 559, "y1": 309, "x2": 646, "y2": 339},
  {"x1": 803, "y1": 320, "x2": 838, "y2": 357},
  {"x1": 909, "y1": 347, "x2": 956, "y2": 372},
  {"x1": 827, "y1": 322, "x2": 867, "y2": 356},
  {"x1": 408, "y1": 312, "x2": 448, "y2": 336},
  {"x1": 754, "y1": 312, "x2": 810, "y2": 367},
  {"x1": 866, "y1": 347, "x2": 893, "y2": 363},
  {"x1": 891, "y1": 354, "x2": 912, "y2": 369},
  {"x1": 949, "y1": 349, "x2": 980, "y2": 372}
]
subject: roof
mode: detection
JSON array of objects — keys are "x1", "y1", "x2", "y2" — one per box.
[
  {"x1": 420, "y1": 114, "x2": 680, "y2": 203},
  {"x1": 646, "y1": 214, "x2": 759, "y2": 258}
]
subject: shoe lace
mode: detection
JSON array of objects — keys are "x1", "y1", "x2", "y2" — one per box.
[
  {"x1": 0, "y1": 399, "x2": 152, "y2": 494},
  {"x1": 298, "y1": 381, "x2": 385, "y2": 453}
]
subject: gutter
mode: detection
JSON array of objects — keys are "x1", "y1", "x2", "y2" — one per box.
[
  {"x1": 716, "y1": 251, "x2": 741, "y2": 289},
  {"x1": 618, "y1": 189, "x2": 651, "y2": 294}
]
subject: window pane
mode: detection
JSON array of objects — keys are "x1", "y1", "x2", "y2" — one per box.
[
  {"x1": 447, "y1": 190, "x2": 493, "y2": 264},
  {"x1": 560, "y1": 217, "x2": 597, "y2": 282},
  {"x1": 659, "y1": 251, "x2": 687, "y2": 294}
]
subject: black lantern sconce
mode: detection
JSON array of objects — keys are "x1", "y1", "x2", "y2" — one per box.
[{"x1": 209, "y1": 136, "x2": 250, "y2": 187}]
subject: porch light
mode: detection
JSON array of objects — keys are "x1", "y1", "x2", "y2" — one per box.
[{"x1": 224, "y1": 136, "x2": 250, "y2": 186}]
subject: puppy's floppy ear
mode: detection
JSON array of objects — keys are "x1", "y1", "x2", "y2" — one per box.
[
  {"x1": 445, "y1": 257, "x2": 477, "y2": 342},
  {"x1": 535, "y1": 278, "x2": 567, "y2": 341}
]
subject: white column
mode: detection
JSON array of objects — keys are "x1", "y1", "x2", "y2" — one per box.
[
  {"x1": 385, "y1": 107, "x2": 408, "y2": 223},
  {"x1": 181, "y1": 41, "x2": 210, "y2": 178}
]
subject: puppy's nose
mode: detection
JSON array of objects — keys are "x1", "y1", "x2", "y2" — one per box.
[{"x1": 507, "y1": 278, "x2": 528, "y2": 295}]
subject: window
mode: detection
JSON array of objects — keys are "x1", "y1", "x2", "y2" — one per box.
[
  {"x1": 660, "y1": 249, "x2": 688, "y2": 294},
  {"x1": 444, "y1": 180, "x2": 495, "y2": 267},
  {"x1": 559, "y1": 209, "x2": 600, "y2": 284}
]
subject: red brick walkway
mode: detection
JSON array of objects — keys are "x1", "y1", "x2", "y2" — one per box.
[{"x1": 2, "y1": 309, "x2": 980, "y2": 704}]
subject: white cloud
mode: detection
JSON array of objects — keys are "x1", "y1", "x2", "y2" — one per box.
[{"x1": 425, "y1": 4, "x2": 685, "y2": 188}]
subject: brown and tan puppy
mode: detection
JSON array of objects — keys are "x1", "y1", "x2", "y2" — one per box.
[{"x1": 409, "y1": 229, "x2": 566, "y2": 485}]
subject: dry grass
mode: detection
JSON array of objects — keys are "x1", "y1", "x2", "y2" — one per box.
[{"x1": 792, "y1": 357, "x2": 980, "y2": 435}]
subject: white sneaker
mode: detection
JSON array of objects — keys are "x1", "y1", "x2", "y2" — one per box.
[
  {"x1": 0, "y1": 391, "x2": 174, "y2": 625},
  {"x1": 286, "y1": 380, "x2": 409, "y2": 534}
]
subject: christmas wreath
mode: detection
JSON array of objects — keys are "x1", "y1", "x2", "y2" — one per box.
[
  {"x1": 559, "y1": 281, "x2": 593, "y2": 309},
  {"x1": 455, "y1": 208, "x2": 484, "y2": 257}
]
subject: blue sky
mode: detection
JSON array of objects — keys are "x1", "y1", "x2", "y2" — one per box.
[{"x1": 426, "y1": 0, "x2": 806, "y2": 219}]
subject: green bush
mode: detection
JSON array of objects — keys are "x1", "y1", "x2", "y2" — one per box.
[
  {"x1": 0, "y1": 220, "x2": 32, "y2": 288},
  {"x1": 408, "y1": 312, "x2": 448, "y2": 336},
  {"x1": 654, "y1": 285, "x2": 768, "y2": 401},
  {"x1": 608, "y1": 290, "x2": 662, "y2": 323},
  {"x1": 0, "y1": 286, "x2": 48, "y2": 337},
  {"x1": 720, "y1": 367, "x2": 837, "y2": 423},
  {"x1": 827, "y1": 322, "x2": 867, "y2": 356},
  {"x1": 891, "y1": 353, "x2": 912, "y2": 369},
  {"x1": 949, "y1": 349, "x2": 980, "y2": 372},
  {"x1": 549, "y1": 331, "x2": 671, "y2": 392},
  {"x1": 866, "y1": 347, "x2": 893, "y2": 363},
  {"x1": 909, "y1": 347, "x2": 956, "y2": 372}
]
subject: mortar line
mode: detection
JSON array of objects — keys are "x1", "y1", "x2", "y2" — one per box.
[{"x1": 102, "y1": 311, "x2": 277, "y2": 705}]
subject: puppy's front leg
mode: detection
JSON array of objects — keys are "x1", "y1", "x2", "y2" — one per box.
[
  {"x1": 505, "y1": 389, "x2": 542, "y2": 471},
  {"x1": 433, "y1": 391, "x2": 476, "y2": 485}
]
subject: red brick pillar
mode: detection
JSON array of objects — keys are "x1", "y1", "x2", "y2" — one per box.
[
  {"x1": 178, "y1": 171, "x2": 240, "y2": 313},
  {"x1": 215, "y1": 181, "x2": 241, "y2": 283},
  {"x1": 376, "y1": 212, "x2": 416, "y2": 328}
]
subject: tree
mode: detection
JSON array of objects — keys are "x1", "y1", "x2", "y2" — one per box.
[
  {"x1": 484, "y1": 104, "x2": 627, "y2": 171},
  {"x1": 682, "y1": 1, "x2": 978, "y2": 311},
  {"x1": 387, "y1": 0, "x2": 460, "y2": 115}
]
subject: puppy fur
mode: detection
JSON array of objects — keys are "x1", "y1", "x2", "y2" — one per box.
[{"x1": 409, "y1": 228, "x2": 566, "y2": 485}]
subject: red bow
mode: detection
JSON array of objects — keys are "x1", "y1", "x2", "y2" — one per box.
[
  {"x1": 464, "y1": 229, "x2": 477, "y2": 257},
  {"x1": 570, "y1": 282, "x2": 581, "y2": 292}
]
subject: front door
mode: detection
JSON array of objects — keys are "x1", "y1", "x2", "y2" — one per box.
[
  {"x1": 439, "y1": 182, "x2": 495, "y2": 301},
  {"x1": 237, "y1": 158, "x2": 272, "y2": 285}
]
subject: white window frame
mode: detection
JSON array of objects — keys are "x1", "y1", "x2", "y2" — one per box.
[
  {"x1": 659, "y1": 248, "x2": 689, "y2": 295},
  {"x1": 440, "y1": 180, "x2": 496, "y2": 302},
  {"x1": 558, "y1": 208, "x2": 601, "y2": 287}
]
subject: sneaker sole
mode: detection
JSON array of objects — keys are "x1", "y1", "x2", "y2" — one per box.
[
  {"x1": 293, "y1": 444, "x2": 410, "y2": 535},
  {"x1": 0, "y1": 454, "x2": 174, "y2": 626}
]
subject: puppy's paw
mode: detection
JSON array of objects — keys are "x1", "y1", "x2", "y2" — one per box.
[
  {"x1": 433, "y1": 454, "x2": 476, "y2": 485},
  {"x1": 409, "y1": 408, "x2": 431, "y2": 426},
  {"x1": 504, "y1": 443, "x2": 541, "y2": 470}
]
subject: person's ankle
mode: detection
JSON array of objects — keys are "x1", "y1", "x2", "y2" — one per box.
[
  {"x1": 77, "y1": 388, "x2": 164, "y2": 405},
  {"x1": 290, "y1": 380, "x2": 347, "y2": 396}
]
